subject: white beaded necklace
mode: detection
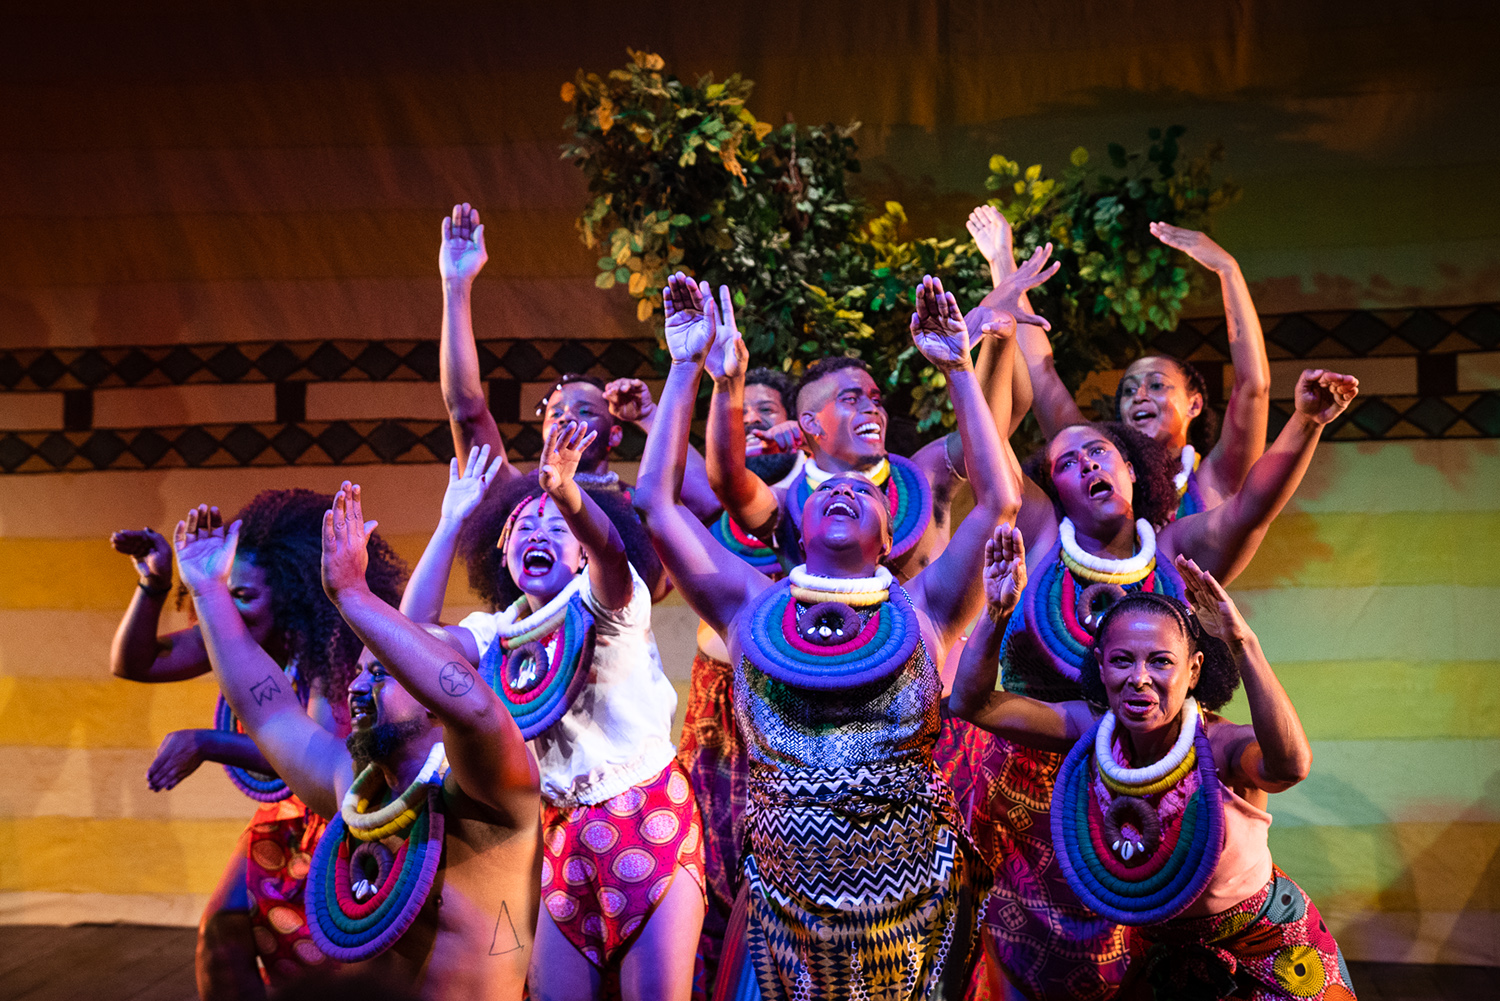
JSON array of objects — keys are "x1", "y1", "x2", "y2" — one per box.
[
  {"x1": 1094, "y1": 697, "x2": 1199, "y2": 786},
  {"x1": 495, "y1": 573, "x2": 586, "y2": 643},
  {"x1": 788, "y1": 563, "x2": 893, "y2": 595},
  {"x1": 1059, "y1": 517, "x2": 1156, "y2": 577},
  {"x1": 1174, "y1": 446, "x2": 1197, "y2": 494}
]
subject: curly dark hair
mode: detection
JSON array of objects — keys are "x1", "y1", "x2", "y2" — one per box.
[
  {"x1": 1023, "y1": 421, "x2": 1180, "y2": 529},
  {"x1": 179, "y1": 489, "x2": 407, "y2": 701},
  {"x1": 1077, "y1": 591, "x2": 1241, "y2": 712},
  {"x1": 793, "y1": 355, "x2": 870, "y2": 414},
  {"x1": 1112, "y1": 354, "x2": 1222, "y2": 456},
  {"x1": 458, "y1": 472, "x2": 662, "y2": 610},
  {"x1": 746, "y1": 367, "x2": 795, "y2": 417}
]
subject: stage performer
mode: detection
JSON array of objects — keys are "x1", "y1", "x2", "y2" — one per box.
[
  {"x1": 435, "y1": 203, "x2": 721, "y2": 541},
  {"x1": 400, "y1": 430, "x2": 703, "y2": 1001},
  {"x1": 109, "y1": 490, "x2": 406, "y2": 998},
  {"x1": 967, "y1": 204, "x2": 1271, "y2": 518},
  {"x1": 951, "y1": 526, "x2": 1355, "y2": 1000},
  {"x1": 940, "y1": 367, "x2": 1356, "y2": 1001},
  {"x1": 634, "y1": 270, "x2": 1021, "y2": 1001},
  {"x1": 171, "y1": 486, "x2": 541, "y2": 999}
]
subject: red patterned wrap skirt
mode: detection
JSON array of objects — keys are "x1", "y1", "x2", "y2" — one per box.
[
  {"x1": 245, "y1": 795, "x2": 336, "y2": 986},
  {"x1": 1125, "y1": 868, "x2": 1356, "y2": 1000},
  {"x1": 541, "y1": 759, "x2": 707, "y2": 968}
]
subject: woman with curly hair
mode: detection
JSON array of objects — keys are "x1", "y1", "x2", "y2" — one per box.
[
  {"x1": 936, "y1": 368, "x2": 1357, "y2": 1001},
  {"x1": 109, "y1": 488, "x2": 406, "y2": 998},
  {"x1": 968, "y1": 205, "x2": 1272, "y2": 519},
  {"x1": 950, "y1": 527, "x2": 1356, "y2": 1000}
]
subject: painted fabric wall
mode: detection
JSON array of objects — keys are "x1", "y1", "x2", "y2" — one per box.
[{"x1": 1, "y1": 0, "x2": 1497, "y2": 968}]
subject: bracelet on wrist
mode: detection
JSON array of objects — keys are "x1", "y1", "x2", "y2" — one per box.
[{"x1": 139, "y1": 578, "x2": 173, "y2": 599}]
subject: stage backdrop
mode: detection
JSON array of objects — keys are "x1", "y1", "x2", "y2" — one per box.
[{"x1": 2, "y1": 0, "x2": 1497, "y2": 967}]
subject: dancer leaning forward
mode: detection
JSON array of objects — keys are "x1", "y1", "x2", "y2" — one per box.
[
  {"x1": 634, "y1": 270, "x2": 1024, "y2": 1001},
  {"x1": 171, "y1": 488, "x2": 542, "y2": 999},
  {"x1": 951, "y1": 525, "x2": 1356, "y2": 1000}
]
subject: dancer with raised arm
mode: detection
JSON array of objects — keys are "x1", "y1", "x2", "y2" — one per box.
[
  {"x1": 945, "y1": 368, "x2": 1356, "y2": 1000},
  {"x1": 969, "y1": 205, "x2": 1271, "y2": 517},
  {"x1": 634, "y1": 270, "x2": 1021, "y2": 1001},
  {"x1": 400, "y1": 428, "x2": 703, "y2": 1001},
  {"x1": 170, "y1": 487, "x2": 541, "y2": 999},
  {"x1": 950, "y1": 526, "x2": 1356, "y2": 1000},
  {"x1": 108, "y1": 491, "x2": 406, "y2": 997}
]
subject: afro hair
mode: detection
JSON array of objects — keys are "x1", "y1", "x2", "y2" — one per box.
[
  {"x1": 1077, "y1": 591, "x2": 1241, "y2": 712},
  {"x1": 1023, "y1": 420, "x2": 1181, "y2": 529}
]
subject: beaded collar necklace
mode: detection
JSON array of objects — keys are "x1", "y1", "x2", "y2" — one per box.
[
  {"x1": 1058, "y1": 517, "x2": 1157, "y2": 585},
  {"x1": 482, "y1": 573, "x2": 596, "y2": 739},
  {"x1": 1173, "y1": 446, "x2": 1199, "y2": 496},
  {"x1": 737, "y1": 563, "x2": 919, "y2": 690},
  {"x1": 308, "y1": 742, "x2": 448, "y2": 962},
  {"x1": 788, "y1": 455, "x2": 932, "y2": 563},
  {"x1": 1052, "y1": 699, "x2": 1224, "y2": 925}
]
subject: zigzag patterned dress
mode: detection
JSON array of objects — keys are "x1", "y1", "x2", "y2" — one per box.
[{"x1": 727, "y1": 583, "x2": 990, "y2": 1001}]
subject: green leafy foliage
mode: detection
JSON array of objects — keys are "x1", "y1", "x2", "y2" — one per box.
[{"x1": 564, "y1": 53, "x2": 1237, "y2": 435}]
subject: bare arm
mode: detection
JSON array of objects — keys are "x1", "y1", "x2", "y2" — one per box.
[
  {"x1": 144, "y1": 729, "x2": 276, "y2": 792},
  {"x1": 906, "y1": 276, "x2": 1023, "y2": 649},
  {"x1": 108, "y1": 527, "x2": 211, "y2": 682},
  {"x1": 605, "y1": 376, "x2": 722, "y2": 522},
  {"x1": 1179, "y1": 556, "x2": 1310, "y2": 791},
  {"x1": 1162, "y1": 370, "x2": 1358, "y2": 583},
  {"x1": 324, "y1": 484, "x2": 539, "y2": 815},
  {"x1": 1151, "y1": 223, "x2": 1270, "y2": 496},
  {"x1": 173, "y1": 508, "x2": 349, "y2": 819},
  {"x1": 704, "y1": 346, "x2": 782, "y2": 539},
  {"x1": 400, "y1": 445, "x2": 505, "y2": 624},
  {"x1": 538, "y1": 421, "x2": 633, "y2": 611},
  {"x1": 633, "y1": 275, "x2": 771, "y2": 637}
]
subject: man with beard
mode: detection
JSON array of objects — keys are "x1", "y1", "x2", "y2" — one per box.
[{"x1": 172, "y1": 489, "x2": 541, "y2": 1000}]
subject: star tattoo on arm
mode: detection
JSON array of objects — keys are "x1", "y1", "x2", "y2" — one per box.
[
  {"x1": 249, "y1": 675, "x2": 281, "y2": 706},
  {"x1": 439, "y1": 662, "x2": 475, "y2": 698}
]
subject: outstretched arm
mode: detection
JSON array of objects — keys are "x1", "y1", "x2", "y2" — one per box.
[
  {"x1": 633, "y1": 275, "x2": 771, "y2": 637},
  {"x1": 108, "y1": 526, "x2": 212, "y2": 682},
  {"x1": 323, "y1": 484, "x2": 539, "y2": 817},
  {"x1": 1151, "y1": 223, "x2": 1270, "y2": 495},
  {"x1": 174, "y1": 507, "x2": 349, "y2": 819},
  {"x1": 538, "y1": 420, "x2": 633, "y2": 610},
  {"x1": 400, "y1": 444, "x2": 505, "y2": 624},
  {"x1": 1163, "y1": 369, "x2": 1358, "y2": 583},
  {"x1": 145, "y1": 730, "x2": 275, "y2": 792},
  {"x1": 440, "y1": 204, "x2": 518, "y2": 478},
  {"x1": 906, "y1": 275, "x2": 1023, "y2": 650},
  {"x1": 703, "y1": 307, "x2": 783, "y2": 540},
  {"x1": 1179, "y1": 556, "x2": 1311, "y2": 792},
  {"x1": 950, "y1": 524, "x2": 1092, "y2": 749}
]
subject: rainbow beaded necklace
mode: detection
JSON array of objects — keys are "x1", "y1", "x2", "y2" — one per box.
[
  {"x1": 785, "y1": 455, "x2": 932, "y2": 563},
  {"x1": 213, "y1": 661, "x2": 306, "y2": 802},
  {"x1": 479, "y1": 574, "x2": 596, "y2": 739},
  {"x1": 736, "y1": 564, "x2": 921, "y2": 690},
  {"x1": 307, "y1": 742, "x2": 448, "y2": 962},
  {"x1": 1003, "y1": 519, "x2": 1186, "y2": 691},
  {"x1": 1051, "y1": 701, "x2": 1224, "y2": 925},
  {"x1": 710, "y1": 511, "x2": 783, "y2": 572}
]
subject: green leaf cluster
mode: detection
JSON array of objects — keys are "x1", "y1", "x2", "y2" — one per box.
[{"x1": 565, "y1": 53, "x2": 1237, "y2": 437}]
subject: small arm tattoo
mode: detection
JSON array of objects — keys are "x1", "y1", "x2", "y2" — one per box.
[
  {"x1": 249, "y1": 675, "x2": 282, "y2": 706},
  {"x1": 439, "y1": 662, "x2": 475, "y2": 698}
]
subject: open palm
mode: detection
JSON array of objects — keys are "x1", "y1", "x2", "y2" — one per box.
[
  {"x1": 983, "y1": 523, "x2": 1028, "y2": 619},
  {"x1": 539, "y1": 420, "x2": 597, "y2": 495},
  {"x1": 442, "y1": 444, "x2": 503, "y2": 525},
  {"x1": 910, "y1": 276, "x2": 971, "y2": 369},
  {"x1": 439, "y1": 203, "x2": 488, "y2": 282},
  {"x1": 173, "y1": 505, "x2": 240, "y2": 593},
  {"x1": 662, "y1": 272, "x2": 716, "y2": 363},
  {"x1": 980, "y1": 243, "x2": 1060, "y2": 330}
]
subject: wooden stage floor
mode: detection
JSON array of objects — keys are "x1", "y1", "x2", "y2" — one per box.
[{"x1": 0, "y1": 924, "x2": 1495, "y2": 1000}]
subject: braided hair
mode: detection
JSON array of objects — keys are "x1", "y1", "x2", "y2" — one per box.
[
  {"x1": 180, "y1": 489, "x2": 407, "y2": 701},
  {"x1": 459, "y1": 472, "x2": 661, "y2": 610},
  {"x1": 1024, "y1": 421, "x2": 1181, "y2": 529},
  {"x1": 1077, "y1": 591, "x2": 1240, "y2": 712},
  {"x1": 1112, "y1": 355, "x2": 1221, "y2": 456}
]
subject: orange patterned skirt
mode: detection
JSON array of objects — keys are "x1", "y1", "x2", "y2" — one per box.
[{"x1": 245, "y1": 795, "x2": 336, "y2": 986}]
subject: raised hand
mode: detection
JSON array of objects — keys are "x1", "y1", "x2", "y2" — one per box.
[
  {"x1": 538, "y1": 419, "x2": 598, "y2": 497},
  {"x1": 1149, "y1": 222, "x2": 1238, "y2": 275},
  {"x1": 1175, "y1": 555, "x2": 1252, "y2": 649},
  {"x1": 439, "y1": 203, "x2": 488, "y2": 283},
  {"x1": 662, "y1": 272, "x2": 716, "y2": 364},
  {"x1": 751, "y1": 419, "x2": 805, "y2": 455},
  {"x1": 983, "y1": 243, "x2": 1060, "y2": 331},
  {"x1": 1294, "y1": 369, "x2": 1359, "y2": 425},
  {"x1": 967, "y1": 204, "x2": 1015, "y2": 271},
  {"x1": 703, "y1": 285, "x2": 744, "y2": 382},
  {"x1": 441, "y1": 444, "x2": 504, "y2": 527},
  {"x1": 910, "y1": 275, "x2": 973, "y2": 370},
  {"x1": 111, "y1": 526, "x2": 172, "y2": 586},
  {"x1": 146, "y1": 730, "x2": 205, "y2": 791},
  {"x1": 603, "y1": 378, "x2": 658, "y2": 425},
  {"x1": 173, "y1": 505, "x2": 239, "y2": 595},
  {"x1": 983, "y1": 522, "x2": 1028, "y2": 622},
  {"x1": 321, "y1": 483, "x2": 378, "y2": 599}
]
